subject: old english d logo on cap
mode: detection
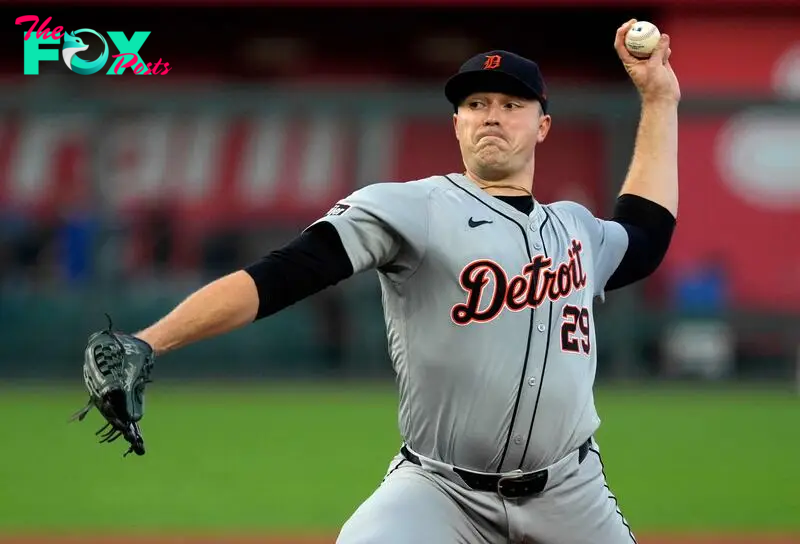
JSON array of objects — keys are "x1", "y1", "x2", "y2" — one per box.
[
  {"x1": 483, "y1": 55, "x2": 502, "y2": 69},
  {"x1": 444, "y1": 50, "x2": 549, "y2": 113}
]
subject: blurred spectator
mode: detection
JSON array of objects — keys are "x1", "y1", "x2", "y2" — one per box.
[
  {"x1": 55, "y1": 207, "x2": 96, "y2": 287},
  {"x1": 148, "y1": 206, "x2": 176, "y2": 276},
  {"x1": 662, "y1": 255, "x2": 734, "y2": 380},
  {"x1": 0, "y1": 210, "x2": 58, "y2": 292},
  {"x1": 670, "y1": 254, "x2": 730, "y2": 316},
  {"x1": 200, "y1": 228, "x2": 245, "y2": 281}
]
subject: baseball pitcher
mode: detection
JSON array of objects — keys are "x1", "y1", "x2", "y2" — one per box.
[{"x1": 73, "y1": 19, "x2": 679, "y2": 544}]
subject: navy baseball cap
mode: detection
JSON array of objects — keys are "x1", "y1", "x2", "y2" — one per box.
[{"x1": 444, "y1": 50, "x2": 548, "y2": 113}]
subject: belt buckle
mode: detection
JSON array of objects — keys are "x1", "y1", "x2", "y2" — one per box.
[
  {"x1": 496, "y1": 469, "x2": 524, "y2": 498},
  {"x1": 497, "y1": 468, "x2": 548, "y2": 499}
]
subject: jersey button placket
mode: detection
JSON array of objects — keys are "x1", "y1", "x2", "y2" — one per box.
[{"x1": 504, "y1": 221, "x2": 545, "y2": 471}]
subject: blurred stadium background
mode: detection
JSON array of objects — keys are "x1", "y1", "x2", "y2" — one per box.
[{"x1": 0, "y1": 0, "x2": 799, "y2": 543}]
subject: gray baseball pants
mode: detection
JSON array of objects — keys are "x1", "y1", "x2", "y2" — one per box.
[{"x1": 336, "y1": 437, "x2": 636, "y2": 544}]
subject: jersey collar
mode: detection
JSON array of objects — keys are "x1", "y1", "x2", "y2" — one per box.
[{"x1": 445, "y1": 173, "x2": 547, "y2": 226}]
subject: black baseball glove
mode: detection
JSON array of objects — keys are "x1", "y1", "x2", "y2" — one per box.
[{"x1": 70, "y1": 314, "x2": 156, "y2": 457}]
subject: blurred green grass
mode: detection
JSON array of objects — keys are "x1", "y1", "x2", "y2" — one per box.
[{"x1": 0, "y1": 382, "x2": 797, "y2": 534}]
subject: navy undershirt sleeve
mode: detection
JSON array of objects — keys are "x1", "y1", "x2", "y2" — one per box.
[
  {"x1": 243, "y1": 222, "x2": 353, "y2": 321},
  {"x1": 606, "y1": 194, "x2": 676, "y2": 291}
]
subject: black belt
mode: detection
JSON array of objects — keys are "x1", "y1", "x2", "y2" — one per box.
[{"x1": 400, "y1": 437, "x2": 592, "y2": 499}]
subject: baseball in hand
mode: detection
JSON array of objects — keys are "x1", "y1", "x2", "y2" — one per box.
[{"x1": 624, "y1": 21, "x2": 661, "y2": 58}]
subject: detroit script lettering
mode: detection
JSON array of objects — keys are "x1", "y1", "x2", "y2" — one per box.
[{"x1": 451, "y1": 239, "x2": 587, "y2": 325}]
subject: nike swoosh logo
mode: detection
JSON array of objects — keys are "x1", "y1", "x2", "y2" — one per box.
[{"x1": 468, "y1": 218, "x2": 494, "y2": 228}]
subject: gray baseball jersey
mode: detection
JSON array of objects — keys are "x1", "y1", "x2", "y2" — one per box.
[{"x1": 313, "y1": 173, "x2": 636, "y2": 544}]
